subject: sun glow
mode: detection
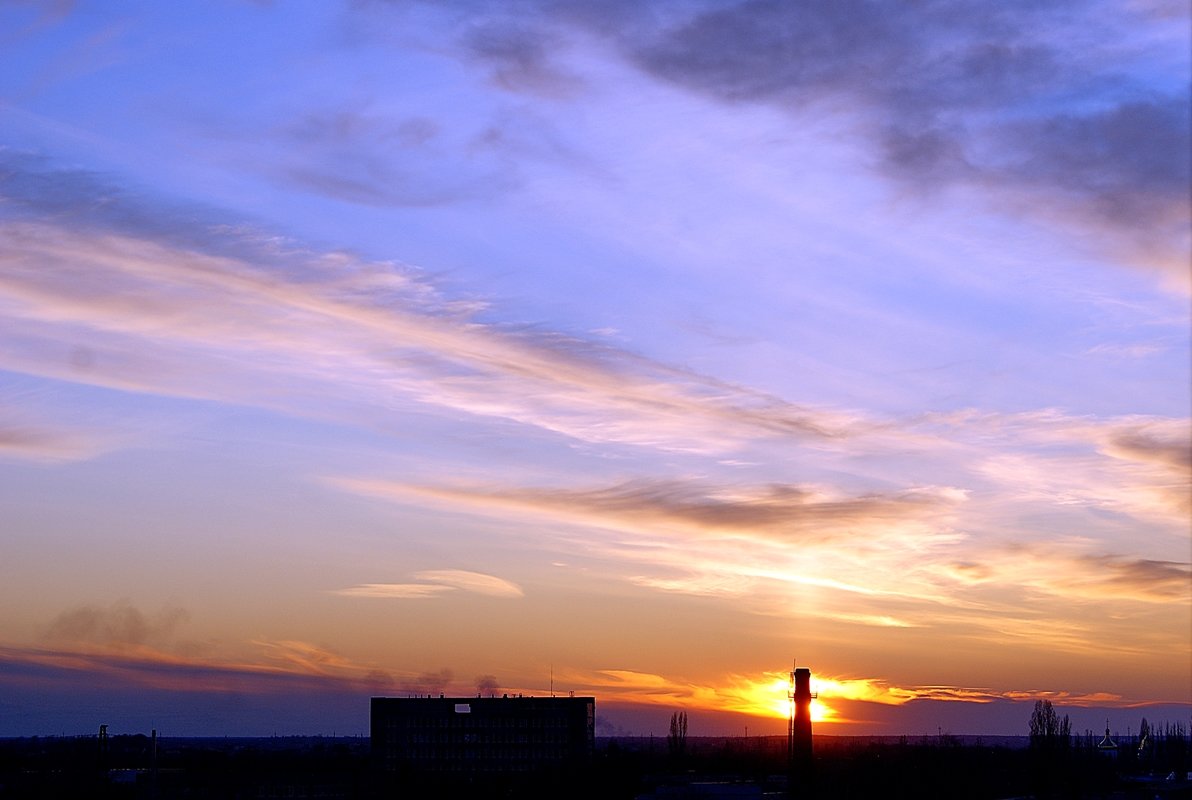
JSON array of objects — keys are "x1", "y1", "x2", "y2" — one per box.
[
  {"x1": 584, "y1": 669, "x2": 1041, "y2": 729},
  {"x1": 750, "y1": 677, "x2": 837, "y2": 724},
  {"x1": 731, "y1": 671, "x2": 932, "y2": 725}
]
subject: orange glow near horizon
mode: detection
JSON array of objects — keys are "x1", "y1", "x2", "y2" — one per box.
[
  {"x1": 734, "y1": 675, "x2": 840, "y2": 726},
  {"x1": 719, "y1": 671, "x2": 999, "y2": 726}
]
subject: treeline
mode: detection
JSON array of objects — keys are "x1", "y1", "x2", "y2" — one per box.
[
  {"x1": 1030, "y1": 699, "x2": 1189, "y2": 768},
  {"x1": 1027, "y1": 699, "x2": 1190, "y2": 798}
]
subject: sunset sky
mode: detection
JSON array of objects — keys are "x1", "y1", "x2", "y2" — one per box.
[{"x1": 1, "y1": 1, "x2": 1189, "y2": 738}]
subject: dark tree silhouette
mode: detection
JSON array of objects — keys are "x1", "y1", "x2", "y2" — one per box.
[
  {"x1": 667, "y1": 711, "x2": 688, "y2": 759},
  {"x1": 1028, "y1": 699, "x2": 1074, "y2": 797},
  {"x1": 1028, "y1": 699, "x2": 1070, "y2": 751}
]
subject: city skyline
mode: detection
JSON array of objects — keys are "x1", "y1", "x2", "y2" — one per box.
[{"x1": 0, "y1": 1, "x2": 1188, "y2": 738}]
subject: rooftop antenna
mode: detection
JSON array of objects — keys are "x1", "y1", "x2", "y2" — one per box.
[{"x1": 550, "y1": 664, "x2": 554, "y2": 697}]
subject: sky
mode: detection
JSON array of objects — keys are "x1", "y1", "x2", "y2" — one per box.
[{"x1": 0, "y1": 0, "x2": 1189, "y2": 739}]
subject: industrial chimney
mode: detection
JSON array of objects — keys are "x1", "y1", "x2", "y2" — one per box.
[{"x1": 788, "y1": 665, "x2": 815, "y2": 796}]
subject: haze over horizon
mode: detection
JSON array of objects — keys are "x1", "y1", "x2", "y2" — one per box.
[{"x1": 1, "y1": 1, "x2": 1188, "y2": 739}]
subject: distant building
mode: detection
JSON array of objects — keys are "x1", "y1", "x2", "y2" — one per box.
[
  {"x1": 1097, "y1": 721, "x2": 1118, "y2": 758},
  {"x1": 371, "y1": 694, "x2": 594, "y2": 787}
]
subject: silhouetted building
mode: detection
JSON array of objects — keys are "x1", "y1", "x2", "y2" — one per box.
[
  {"x1": 371, "y1": 694, "x2": 594, "y2": 788},
  {"x1": 790, "y1": 668, "x2": 813, "y2": 760},
  {"x1": 1098, "y1": 720, "x2": 1118, "y2": 758}
]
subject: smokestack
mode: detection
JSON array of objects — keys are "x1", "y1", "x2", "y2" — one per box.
[
  {"x1": 792, "y1": 668, "x2": 813, "y2": 758},
  {"x1": 788, "y1": 666, "x2": 815, "y2": 798}
]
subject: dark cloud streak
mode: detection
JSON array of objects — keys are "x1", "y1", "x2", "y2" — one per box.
[
  {"x1": 624, "y1": 0, "x2": 1189, "y2": 251},
  {"x1": 463, "y1": 21, "x2": 583, "y2": 97},
  {"x1": 1007, "y1": 96, "x2": 1191, "y2": 226},
  {"x1": 401, "y1": 668, "x2": 454, "y2": 695},
  {"x1": 44, "y1": 602, "x2": 190, "y2": 649},
  {"x1": 405, "y1": 478, "x2": 960, "y2": 540},
  {"x1": 425, "y1": 0, "x2": 1190, "y2": 276},
  {"x1": 1078, "y1": 555, "x2": 1191, "y2": 602}
]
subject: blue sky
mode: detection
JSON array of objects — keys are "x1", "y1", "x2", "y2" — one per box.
[{"x1": 0, "y1": 0, "x2": 1188, "y2": 737}]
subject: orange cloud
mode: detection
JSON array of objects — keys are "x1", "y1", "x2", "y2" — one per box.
[
  {"x1": 333, "y1": 569, "x2": 524, "y2": 599},
  {"x1": 0, "y1": 406, "x2": 113, "y2": 463},
  {"x1": 333, "y1": 584, "x2": 453, "y2": 599}
]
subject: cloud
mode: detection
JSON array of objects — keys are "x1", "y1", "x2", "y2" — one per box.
[
  {"x1": 0, "y1": 153, "x2": 866, "y2": 455},
  {"x1": 414, "y1": 569, "x2": 524, "y2": 597},
  {"x1": 333, "y1": 583, "x2": 454, "y2": 599},
  {"x1": 926, "y1": 410, "x2": 1191, "y2": 523},
  {"x1": 0, "y1": 638, "x2": 394, "y2": 698},
  {"x1": 0, "y1": 384, "x2": 129, "y2": 463},
  {"x1": 255, "y1": 639, "x2": 367, "y2": 677},
  {"x1": 0, "y1": 0, "x2": 76, "y2": 44},
  {"x1": 44, "y1": 602, "x2": 189, "y2": 649},
  {"x1": 1005, "y1": 95, "x2": 1190, "y2": 229},
  {"x1": 1036, "y1": 552, "x2": 1191, "y2": 604},
  {"x1": 271, "y1": 108, "x2": 517, "y2": 207},
  {"x1": 236, "y1": 76, "x2": 538, "y2": 207},
  {"x1": 475, "y1": 673, "x2": 501, "y2": 694},
  {"x1": 401, "y1": 668, "x2": 454, "y2": 695},
  {"x1": 582, "y1": 669, "x2": 719, "y2": 709},
  {"x1": 334, "y1": 570, "x2": 523, "y2": 600},
  {"x1": 0, "y1": 419, "x2": 104, "y2": 462},
  {"x1": 462, "y1": 20, "x2": 583, "y2": 97},
  {"x1": 417, "y1": 0, "x2": 1190, "y2": 286},
  {"x1": 335, "y1": 477, "x2": 966, "y2": 543},
  {"x1": 17, "y1": 603, "x2": 405, "y2": 699},
  {"x1": 1102, "y1": 423, "x2": 1192, "y2": 473},
  {"x1": 329, "y1": 467, "x2": 1187, "y2": 662},
  {"x1": 629, "y1": 2, "x2": 1189, "y2": 275},
  {"x1": 331, "y1": 475, "x2": 987, "y2": 622}
]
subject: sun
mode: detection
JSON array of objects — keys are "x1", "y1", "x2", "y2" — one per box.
[
  {"x1": 810, "y1": 698, "x2": 835, "y2": 723},
  {"x1": 759, "y1": 679, "x2": 836, "y2": 724}
]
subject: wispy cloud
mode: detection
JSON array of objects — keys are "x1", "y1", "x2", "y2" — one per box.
[
  {"x1": 464, "y1": 20, "x2": 584, "y2": 98},
  {"x1": 12, "y1": 602, "x2": 406, "y2": 696},
  {"x1": 421, "y1": 0, "x2": 1190, "y2": 288},
  {"x1": 0, "y1": 387, "x2": 117, "y2": 462},
  {"x1": 333, "y1": 584, "x2": 454, "y2": 599},
  {"x1": 328, "y1": 475, "x2": 977, "y2": 612},
  {"x1": 414, "y1": 569, "x2": 524, "y2": 597},
  {"x1": 0, "y1": 641, "x2": 394, "y2": 696},
  {"x1": 995, "y1": 548, "x2": 1192, "y2": 605},
  {"x1": 328, "y1": 470, "x2": 1188, "y2": 661},
  {"x1": 636, "y1": 2, "x2": 1190, "y2": 285},
  {"x1": 925, "y1": 410, "x2": 1192, "y2": 523},
  {"x1": 331, "y1": 477, "x2": 967, "y2": 543},
  {"x1": 0, "y1": 154, "x2": 863, "y2": 455},
  {"x1": 255, "y1": 639, "x2": 369, "y2": 678},
  {"x1": 334, "y1": 569, "x2": 523, "y2": 599},
  {"x1": 0, "y1": 418, "x2": 104, "y2": 462}
]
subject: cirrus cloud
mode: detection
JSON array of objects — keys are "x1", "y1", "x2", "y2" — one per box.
[{"x1": 334, "y1": 569, "x2": 523, "y2": 600}]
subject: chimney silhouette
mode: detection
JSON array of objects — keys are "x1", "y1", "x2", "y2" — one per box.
[{"x1": 788, "y1": 666, "x2": 815, "y2": 797}]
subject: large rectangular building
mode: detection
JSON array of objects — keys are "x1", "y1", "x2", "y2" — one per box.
[{"x1": 371, "y1": 694, "x2": 594, "y2": 783}]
